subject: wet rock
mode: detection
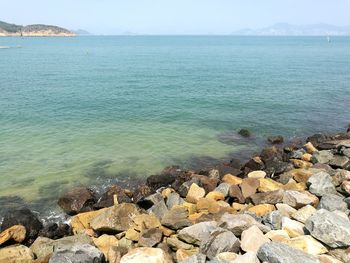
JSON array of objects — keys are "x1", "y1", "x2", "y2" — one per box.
[
  {"x1": 57, "y1": 187, "x2": 96, "y2": 215},
  {"x1": 228, "y1": 185, "x2": 245, "y2": 203},
  {"x1": 49, "y1": 243, "x2": 104, "y2": 263},
  {"x1": 241, "y1": 225, "x2": 270, "y2": 253},
  {"x1": 307, "y1": 172, "x2": 337, "y2": 196},
  {"x1": 138, "y1": 228, "x2": 163, "y2": 247},
  {"x1": 291, "y1": 205, "x2": 316, "y2": 223},
  {"x1": 312, "y1": 150, "x2": 334, "y2": 164},
  {"x1": 264, "y1": 158, "x2": 292, "y2": 176},
  {"x1": 240, "y1": 178, "x2": 260, "y2": 199},
  {"x1": 260, "y1": 146, "x2": 282, "y2": 162},
  {"x1": 90, "y1": 203, "x2": 139, "y2": 233},
  {"x1": 146, "y1": 173, "x2": 177, "y2": 191},
  {"x1": 0, "y1": 244, "x2": 34, "y2": 263},
  {"x1": 39, "y1": 222, "x2": 71, "y2": 240},
  {"x1": 219, "y1": 213, "x2": 270, "y2": 236},
  {"x1": 179, "y1": 253, "x2": 206, "y2": 263},
  {"x1": 132, "y1": 184, "x2": 152, "y2": 204},
  {"x1": 161, "y1": 207, "x2": 191, "y2": 230},
  {"x1": 95, "y1": 185, "x2": 132, "y2": 209},
  {"x1": 318, "y1": 194, "x2": 348, "y2": 213},
  {"x1": 216, "y1": 164, "x2": 243, "y2": 177},
  {"x1": 238, "y1": 128, "x2": 251, "y2": 137},
  {"x1": 201, "y1": 228, "x2": 240, "y2": 259},
  {"x1": 257, "y1": 242, "x2": 321, "y2": 263},
  {"x1": 178, "y1": 221, "x2": 218, "y2": 246},
  {"x1": 250, "y1": 189, "x2": 284, "y2": 205},
  {"x1": 283, "y1": 190, "x2": 318, "y2": 209},
  {"x1": 268, "y1": 135, "x2": 284, "y2": 144},
  {"x1": 0, "y1": 225, "x2": 26, "y2": 246},
  {"x1": 1, "y1": 207, "x2": 43, "y2": 244},
  {"x1": 243, "y1": 157, "x2": 265, "y2": 172},
  {"x1": 120, "y1": 247, "x2": 171, "y2": 263},
  {"x1": 305, "y1": 209, "x2": 350, "y2": 248}
]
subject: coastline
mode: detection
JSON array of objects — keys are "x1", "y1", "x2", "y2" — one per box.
[{"x1": 0, "y1": 124, "x2": 349, "y2": 262}]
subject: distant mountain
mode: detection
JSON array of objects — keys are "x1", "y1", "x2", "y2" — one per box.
[
  {"x1": 72, "y1": 29, "x2": 91, "y2": 36},
  {"x1": 232, "y1": 23, "x2": 350, "y2": 36},
  {"x1": 0, "y1": 20, "x2": 75, "y2": 37}
]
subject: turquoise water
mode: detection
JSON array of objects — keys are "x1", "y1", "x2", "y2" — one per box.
[{"x1": 1, "y1": 36, "x2": 350, "y2": 204}]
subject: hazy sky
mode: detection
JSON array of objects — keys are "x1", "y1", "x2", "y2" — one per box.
[{"x1": 1, "y1": 0, "x2": 350, "y2": 34}]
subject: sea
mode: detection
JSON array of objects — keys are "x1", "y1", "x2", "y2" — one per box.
[{"x1": 1, "y1": 36, "x2": 350, "y2": 215}]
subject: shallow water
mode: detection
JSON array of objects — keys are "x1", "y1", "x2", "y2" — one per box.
[{"x1": 1, "y1": 36, "x2": 350, "y2": 208}]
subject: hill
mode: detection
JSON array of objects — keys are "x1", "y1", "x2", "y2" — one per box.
[{"x1": 0, "y1": 20, "x2": 75, "y2": 37}]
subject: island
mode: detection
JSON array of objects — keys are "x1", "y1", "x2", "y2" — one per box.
[{"x1": 0, "y1": 20, "x2": 76, "y2": 37}]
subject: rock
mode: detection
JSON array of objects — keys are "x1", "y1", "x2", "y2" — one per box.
[
  {"x1": 305, "y1": 209, "x2": 350, "y2": 248},
  {"x1": 161, "y1": 207, "x2": 191, "y2": 230},
  {"x1": 178, "y1": 221, "x2": 218, "y2": 246},
  {"x1": 257, "y1": 242, "x2": 321, "y2": 263},
  {"x1": 222, "y1": 174, "x2": 242, "y2": 185},
  {"x1": 291, "y1": 205, "x2": 316, "y2": 223},
  {"x1": 281, "y1": 217, "x2": 305, "y2": 238},
  {"x1": 302, "y1": 153, "x2": 313, "y2": 162},
  {"x1": 258, "y1": 178, "x2": 283, "y2": 193},
  {"x1": 120, "y1": 247, "x2": 171, "y2": 263},
  {"x1": 146, "y1": 173, "x2": 177, "y2": 191},
  {"x1": 214, "y1": 183, "x2": 231, "y2": 197},
  {"x1": 307, "y1": 172, "x2": 337, "y2": 196},
  {"x1": 240, "y1": 178, "x2": 260, "y2": 198},
  {"x1": 290, "y1": 168, "x2": 313, "y2": 183},
  {"x1": 0, "y1": 245, "x2": 34, "y2": 263},
  {"x1": 49, "y1": 243, "x2": 104, "y2": 263},
  {"x1": 90, "y1": 203, "x2": 139, "y2": 233},
  {"x1": 304, "y1": 142, "x2": 318, "y2": 154},
  {"x1": 137, "y1": 193, "x2": 164, "y2": 210},
  {"x1": 342, "y1": 181, "x2": 350, "y2": 195},
  {"x1": 148, "y1": 199, "x2": 169, "y2": 220},
  {"x1": 290, "y1": 159, "x2": 312, "y2": 169},
  {"x1": 0, "y1": 225, "x2": 26, "y2": 245},
  {"x1": 39, "y1": 222, "x2": 71, "y2": 239},
  {"x1": 133, "y1": 213, "x2": 161, "y2": 231},
  {"x1": 286, "y1": 235, "x2": 328, "y2": 255},
  {"x1": 283, "y1": 179, "x2": 306, "y2": 191},
  {"x1": 318, "y1": 194, "x2": 348, "y2": 213},
  {"x1": 219, "y1": 213, "x2": 270, "y2": 236},
  {"x1": 186, "y1": 183, "x2": 206, "y2": 203},
  {"x1": 228, "y1": 185, "x2": 245, "y2": 203},
  {"x1": 138, "y1": 228, "x2": 163, "y2": 247},
  {"x1": 206, "y1": 191, "x2": 225, "y2": 201},
  {"x1": 166, "y1": 192, "x2": 184, "y2": 209},
  {"x1": 238, "y1": 128, "x2": 251, "y2": 137},
  {"x1": 93, "y1": 234, "x2": 119, "y2": 262},
  {"x1": 179, "y1": 253, "x2": 206, "y2": 263},
  {"x1": 265, "y1": 230, "x2": 290, "y2": 242},
  {"x1": 201, "y1": 228, "x2": 240, "y2": 259},
  {"x1": 329, "y1": 155, "x2": 350, "y2": 169},
  {"x1": 268, "y1": 135, "x2": 284, "y2": 144},
  {"x1": 166, "y1": 236, "x2": 194, "y2": 251},
  {"x1": 275, "y1": 203, "x2": 297, "y2": 217},
  {"x1": 95, "y1": 185, "x2": 132, "y2": 208},
  {"x1": 312, "y1": 150, "x2": 334, "y2": 164},
  {"x1": 240, "y1": 225, "x2": 270, "y2": 253},
  {"x1": 214, "y1": 252, "x2": 238, "y2": 262},
  {"x1": 328, "y1": 248, "x2": 350, "y2": 263},
  {"x1": 176, "y1": 248, "x2": 200, "y2": 262},
  {"x1": 1, "y1": 208, "x2": 43, "y2": 244},
  {"x1": 244, "y1": 157, "x2": 265, "y2": 172},
  {"x1": 57, "y1": 187, "x2": 96, "y2": 215},
  {"x1": 207, "y1": 169, "x2": 220, "y2": 180},
  {"x1": 260, "y1": 146, "x2": 281, "y2": 162},
  {"x1": 70, "y1": 208, "x2": 107, "y2": 234},
  {"x1": 265, "y1": 158, "x2": 293, "y2": 176},
  {"x1": 263, "y1": 211, "x2": 282, "y2": 230},
  {"x1": 318, "y1": 254, "x2": 343, "y2": 263},
  {"x1": 248, "y1": 170, "x2": 266, "y2": 179},
  {"x1": 231, "y1": 252, "x2": 260, "y2": 263},
  {"x1": 192, "y1": 174, "x2": 219, "y2": 193},
  {"x1": 133, "y1": 184, "x2": 152, "y2": 204},
  {"x1": 250, "y1": 189, "x2": 284, "y2": 205},
  {"x1": 283, "y1": 190, "x2": 318, "y2": 209},
  {"x1": 248, "y1": 204, "x2": 275, "y2": 217}
]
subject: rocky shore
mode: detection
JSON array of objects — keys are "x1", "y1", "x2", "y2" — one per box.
[{"x1": 1, "y1": 125, "x2": 350, "y2": 263}]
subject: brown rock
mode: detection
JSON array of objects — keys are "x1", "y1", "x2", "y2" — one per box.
[
  {"x1": 228, "y1": 185, "x2": 245, "y2": 203},
  {"x1": 133, "y1": 184, "x2": 152, "y2": 204},
  {"x1": 57, "y1": 187, "x2": 96, "y2": 215},
  {"x1": 222, "y1": 174, "x2": 242, "y2": 185},
  {"x1": 290, "y1": 159, "x2": 313, "y2": 169},
  {"x1": 258, "y1": 178, "x2": 283, "y2": 192},
  {"x1": 0, "y1": 245, "x2": 34, "y2": 263},
  {"x1": 161, "y1": 207, "x2": 191, "y2": 230},
  {"x1": 0, "y1": 225, "x2": 26, "y2": 246},
  {"x1": 186, "y1": 183, "x2": 205, "y2": 203},
  {"x1": 248, "y1": 204, "x2": 276, "y2": 217},
  {"x1": 291, "y1": 169, "x2": 313, "y2": 183},
  {"x1": 95, "y1": 185, "x2": 132, "y2": 209},
  {"x1": 138, "y1": 228, "x2": 163, "y2": 247},
  {"x1": 241, "y1": 178, "x2": 260, "y2": 198},
  {"x1": 70, "y1": 208, "x2": 108, "y2": 234},
  {"x1": 206, "y1": 191, "x2": 225, "y2": 201},
  {"x1": 93, "y1": 234, "x2": 119, "y2": 262},
  {"x1": 250, "y1": 189, "x2": 284, "y2": 205}
]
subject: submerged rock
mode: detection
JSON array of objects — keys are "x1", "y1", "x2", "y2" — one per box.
[
  {"x1": 238, "y1": 128, "x2": 251, "y2": 138},
  {"x1": 268, "y1": 135, "x2": 284, "y2": 144}
]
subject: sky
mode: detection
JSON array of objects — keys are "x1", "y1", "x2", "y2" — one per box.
[{"x1": 1, "y1": 0, "x2": 350, "y2": 34}]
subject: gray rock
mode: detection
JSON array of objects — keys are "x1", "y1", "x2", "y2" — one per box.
[
  {"x1": 250, "y1": 189, "x2": 285, "y2": 205},
  {"x1": 166, "y1": 192, "x2": 184, "y2": 209},
  {"x1": 138, "y1": 193, "x2": 163, "y2": 209},
  {"x1": 49, "y1": 243, "x2": 103, "y2": 263},
  {"x1": 307, "y1": 171, "x2": 337, "y2": 196},
  {"x1": 305, "y1": 209, "x2": 350, "y2": 248},
  {"x1": 257, "y1": 242, "x2": 321, "y2": 263},
  {"x1": 329, "y1": 155, "x2": 350, "y2": 169},
  {"x1": 344, "y1": 197, "x2": 350, "y2": 209},
  {"x1": 208, "y1": 169, "x2": 220, "y2": 180},
  {"x1": 219, "y1": 213, "x2": 270, "y2": 236},
  {"x1": 179, "y1": 253, "x2": 206, "y2": 263},
  {"x1": 138, "y1": 228, "x2": 163, "y2": 247},
  {"x1": 178, "y1": 221, "x2": 218, "y2": 246},
  {"x1": 263, "y1": 211, "x2": 282, "y2": 230},
  {"x1": 290, "y1": 150, "x2": 305, "y2": 160},
  {"x1": 214, "y1": 183, "x2": 231, "y2": 197},
  {"x1": 148, "y1": 199, "x2": 169, "y2": 220},
  {"x1": 161, "y1": 206, "x2": 191, "y2": 230},
  {"x1": 312, "y1": 150, "x2": 334, "y2": 164},
  {"x1": 201, "y1": 228, "x2": 240, "y2": 259},
  {"x1": 318, "y1": 194, "x2": 349, "y2": 213},
  {"x1": 342, "y1": 147, "x2": 350, "y2": 158}
]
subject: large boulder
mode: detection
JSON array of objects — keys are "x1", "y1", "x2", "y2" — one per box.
[
  {"x1": 307, "y1": 172, "x2": 337, "y2": 196},
  {"x1": 49, "y1": 243, "x2": 104, "y2": 263},
  {"x1": 58, "y1": 187, "x2": 96, "y2": 215},
  {"x1": 90, "y1": 203, "x2": 139, "y2": 233},
  {"x1": 0, "y1": 244, "x2": 34, "y2": 263},
  {"x1": 94, "y1": 185, "x2": 132, "y2": 209},
  {"x1": 257, "y1": 242, "x2": 320, "y2": 263},
  {"x1": 1, "y1": 207, "x2": 43, "y2": 244},
  {"x1": 305, "y1": 209, "x2": 350, "y2": 248}
]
